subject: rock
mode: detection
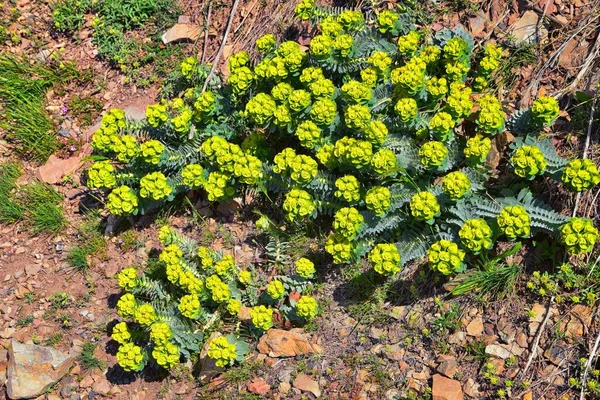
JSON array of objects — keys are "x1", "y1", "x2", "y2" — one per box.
[
  {"x1": 161, "y1": 23, "x2": 202, "y2": 44},
  {"x1": 529, "y1": 303, "x2": 556, "y2": 335},
  {"x1": 390, "y1": 306, "x2": 409, "y2": 320},
  {"x1": 562, "y1": 305, "x2": 593, "y2": 341},
  {"x1": 123, "y1": 105, "x2": 147, "y2": 122},
  {"x1": 485, "y1": 343, "x2": 524, "y2": 359},
  {"x1": 544, "y1": 341, "x2": 569, "y2": 365},
  {"x1": 24, "y1": 264, "x2": 41, "y2": 277},
  {"x1": 386, "y1": 389, "x2": 401, "y2": 399},
  {"x1": 466, "y1": 317, "x2": 483, "y2": 337},
  {"x1": 432, "y1": 374, "x2": 463, "y2": 400},
  {"x1": 92, "y1": 379, "x2": 111, "y2": 396},
  {"x1": 522, "y1": 391, "x2": 533, "y2": 400},
  {"x1": 448, "y1": 331, "x2": 466, "y2": 345},
  {"x1": 6, "y1": 339, "x2": 77, "y2": 399},
  {"x1": 468, "y1": 12, "x2": 487, "y2": 38},
  {"x1": 35, "y1": 145, "x2": 91, "y2": 184},
  {"x1": 257, "y1": 329, "x2": 316, "y2": 357},
  {"x1": 0, "y1": 348, "x2": 7, "y2": 385},
  {"x1": 369, "y1": 327, "x2": 385, "y2": 341},
  {"x1": 293, "y1": 374, "x2": 321, "y2": 397},
  {"x1": 508, "y1": 10, "x2": 548, "y2": 44},
  {"x1": 247, "y1": 379, "x2": 270, "y2": 395},
  {"x1": 278, "y1": 381, "x2": 291, "y2": 396},
  {"x1": 437, "y1": 357, "x2": 458, "y2": 378},
  {"x1": 463, "y1": 378, "x2": 479, "y2": 398},
  {"x1": 516, "y1": 332, "x2": 528, "y2": 348}
]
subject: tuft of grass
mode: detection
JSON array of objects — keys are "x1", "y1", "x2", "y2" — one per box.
[
  {"x1": 0, "y1": 56, "x2": 77, "y2": 162},
  {"x1": 16, "y1": 315, "x2": 34, "y2": 327},
  {"x1": 68, "y1": 95, "x2": 103, "y2": 127},
  {"x1": 66, "y1": 245, "x2": 90, "y2": 273},
  {"x1": 78, "y1": 342, "x2": 105, "y2": 371},
  {"x1": 66, "y1": 210, "x2": 107, "y2": 274},
  {"x1": 0, "y1": 162, "x2": 66, "y2": 234}
]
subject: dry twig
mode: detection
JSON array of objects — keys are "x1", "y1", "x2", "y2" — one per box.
[
  {"x1": 520, "y1": 296, "x2": 555, "y2": 380},
  {"x1": 572, "y1": 93, "x2": 597, "y2": 217},
  {"x1": 580, "y1": 329, "x2": 600, "y2": 400},
  {"x1": 201, "y1": 1, "x2": 213, "y2": 64}
]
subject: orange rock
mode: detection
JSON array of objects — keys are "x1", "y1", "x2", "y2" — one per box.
[
  {"x1": 432, "y1": 374, "x2": 463, "y2": 400},
  {"x1": 247, "y1": 378, "x2": 270, "y2": 395},
  {"x1": 257, "y1": 328, "x2": 316, "y2": 357}
]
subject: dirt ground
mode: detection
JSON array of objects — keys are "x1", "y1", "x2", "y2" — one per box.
[{"x1": 1, "y1": 0, "x2": 600, "y2": 399}]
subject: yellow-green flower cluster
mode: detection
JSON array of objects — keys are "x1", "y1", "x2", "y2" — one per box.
[
  {"x1": 511, "y1": 145, "x2": 547, "y2": 179},
  {"x1": 111, "y1": 322, "x2": 131, "y2": 345},
  {"x1": 206, "y1": 275, "x2": 231, "y2": 303},
  {"x1": 181, "y1": 164, "x2": 204, "y2": 188},
  {"x1": 146, "y1": 104, "x2": 168, "y2": 128},
  {"x1": 178, "y1": 294, "x2": 202, "y2": 319},
  {"x1": 194, "y1": 92, "x2": 217, "y2": 116},
  {"x1": 345, "y1": 104, "x2": 372, "y2": 130},
  {"x1": 410, "y1": 191, "x2": 440, "y2": 221},
  {"x1": 283, "y1": 189, "x2": 315, "y2": 221},
  {"x1": 333, "y1": 207, "x2": 364, "y2": 239},
  {"x1": 181, "y1": 56, "x2": 197, "y2": 79},
  {"x1": 365, "y1": 186, "x2": 391, "y2": 216},
  {"x1": 479, "y1": 43, "x2": 502, "y2": 77},
  {"x1": 273, "y1": 148, "x2": 318, "y2": 185},
  {"x1": 426, "y1": 77, "x2": 448, "y2": 98},
  {"x1": 310, "y1": 78, "x2": 335, "y2": 99},
  {"x1": 245, "y1": 93, "x2": 277, "y2": 125},
  {"x1": 107, "y1": 186, "x2": 139, "y2": 216},
  {"x1": 288, "y1": 89, "x2": 312, "y2": 112},
  {"x1": 377, "y1": 10, "x2": 398, "y2": 33},
  {"x1": 229, "y1": 66, "x2": 254, "y2": 94},
  {"x1": 295, "y1": 257, "x2": 315, "y2": 278},
  {"x1": 111, "y1": 135, "x2": 139, "y2": 163},
  {"x1": 238, "y1": 270, "x2": 252, "y2": 285},
  {"x1": 337, "y1": 10, "x2": 364, "y2": 31},
  {"x1": 443, "y1": 37, "x2": 468, "y2": 60},
  {"x1": 267, "y1": 280, "x2": 285, "y2": 299},
  {"x1": 361, "y1": 68, "x2": 378, "y2": 86},
  {"x1": 368, "y1": 51, "x2": 392, "y2": 75},
  {"x1": 391, "y1": 58, "x2": 426, "y2": 94},
  {"x1": 421, "y1": 45, "x2": 441, "y2": 64},
  {"x1": 428, "y1": 239, "x2": 465, "y2": 275},
  {"x1": 368, "y1": 243, "x2": 401, "y2": 275},
  {"x1": 300, "y1": 67, "x2": 324, "y2": 85},
  {"x1": 476, "y1": 94, "x2": 504, "y2": 134},
  {"x1": 310, "y1": 98, "x2": 337, "y2": 126},
  {"x1": 334, "y1": 137, "x2": 373, "y2": 168},
  {"x1": 276, "y1": 41, "x2": 307, "y2": 73},
  {"x1": 250, "y1": 305, "x2": 273, "y2": 331},
  {"x1": 150, "y1": 322, "x2": 172, "y2": 346},
  {"x1": 430, "y1": 111, "x2": 455, "y2": 140},
  {"x1": 158, "y1": 225, "x2": 174, "y2": 245},
  {"x1": 152, "y1": 342, "x2": 179, "y2": 369},
  {"x1": 459, "y1": 219, "x2": 493, "y2": 254},
  {"x1": 117, "y1": 267, "x2": 137, "y2": 292},
  {"x1": 445, "y1": 60, "x2": 469, "y2": 82},
  {"x1": 562, "y1": 159, "x2": 600, "y2": 192},
  {"x1": 442, "y1": 171, "x2": 471, "y2": 200},
  {"x1": 310, "y1": 35, "x2": 333, "y2": 58},
  {"x1": 256, "y1": 33, "x2": 276, "y2": 52},
  {"x1": 397, "y1": 31, "x2": 419, "y2": 55},
  {"x1": 117, "y1": 293, "x2": 136, "y2": 318},
  {"x1": 446, "y1": 83, "x2": 473, "y2": 118},
  {"x1": 334, "y1": 175, "x2": 360, "y2": 203},
  {"x1": 363, "y1": 120, "x2": 388, "y2": 145},
  {"x1": 271, "y1": 82, "x2": 294, "y2": 103},
  {"x1": 91, "y1": 126, "x2": 118, "y2": 153},
  {"x1": 296, "y1": 295, "x2": 318, "y2": 319},
  {"x1": 419, "y1": 141, "x2": 448, "y2": 168},
  {"x1": 464, "y1": 134, "x2": 491, "y2": 164},
  {"x1": 316, "y1": 143, "x2": 336, "y2": 168},
  {"x1": 341, "y1": 81, "x2": 372, "y2": 104},
  {"x1": 273, "y1": 105, "x2": 292, "y2": 127},
  {"x1": 228, "y1": 51, "x2": 250, "y2": 73},
  {"x1": 87, "y1": 161, "x2": 116, "y2": 189},
  {"x1": 201, "y1": 136, "x2": 240, "y2": 172},
  {"x1": 134, "y1": 303, "x2": 157, "y2": 327},
  {"x1": 560, "y1": 218, "x2": 599, "y2": 255},
  {"x1": 160, "y1": 243, "x2": 183, "y2": 265},
  {"x1": 497, "y1": 205, "x2": 530, "y2": 240},
  {"x1": 117, "y1": 342, "x2": 145, "y2": 372},
  {"x1": 139, "y1": 172, "x2": 172, "y2": 200},
  {"x1": 531, "y1": 96, "x2": 560, "y2": 125},
  {"x1": 197, "y1": 246, "x2": 214, "y2": 269},
  {"x1": 208, "y1": 336, "x2": 237, "y2": 367},
  {"x1": 320, "y1": 16, "x2": 343, "y2": 37},
  {"x1": 371, "y1": 148, "x2": 397, "y2": 175},
  {"x1": 333, "y1": 35, "x2": 354, "y2": 57},
  {"x1": 233, "y1": 154, "x2": 263, "y2": 185},
  {"x1": 227, "y1": 299, "x2": 242, "y2": 316},
  {"x1": 294, "y1": 0, "x2": 314, "y2": 19},
  {"x1": 395, "y1": 98, "x2": 418, "y2": 122},
  {"x1": 139, "y1": 139, "x2": 165, "y2": 165},
  {"x1": 205, "y1": 171, "x2": 235, "y2": 201},
  {"x1": 215, "y1": 255, "x2": 236, "y2": 277},
  {"x1": 325, "y1": 233, "x2": 354, "y2": 264},
  {"x1": 295, "y1": 121, "x2": 321, "y2": 149}
]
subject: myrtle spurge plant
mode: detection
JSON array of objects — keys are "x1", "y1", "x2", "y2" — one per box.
[
  {"x1": 110, "y1": 226, "x2": 317, "y2": 372},
  {"x1": 88, "y1": 1, "x2": 597, "y2": 283}
]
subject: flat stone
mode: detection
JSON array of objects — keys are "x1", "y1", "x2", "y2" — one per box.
[
  {"x1": 6, "y1": 339, "x2": 77, "y2": 399},
  {"x1": 161, "y1": 23, "x2": 202, "y2": 44},
  {"x1": 247, "y1": 379, "x2": 270, "y2": 395},
  {"x1": 485, "y1": 343, "x2": 524, "y2": 359},
  {"x1": 437, "y1": 358, "x2": 458, "y2": 378},
  {"x1": 92, "y1": 379, "x2": 111, "y2": 396},
  {"x1": 544, "y1": 341, "x2": 569, "y2": 365},
  {"x1": 463, "y1": 378, "x2": 479, "y2": 398},
  {"x1": 508, "y1": 10, "x2": 548, "y2": 44},
  {"x1": 466, "y1": 316, "x2": 483, "y2": 337},
  {"x1": 293, "y1": 374, "x2": 321, "y2": 397},
  {"x1": 432, "y1": 374, "x2": 463, "y2": 400},
  {"x1": 35, "y1": 144, "x2": 91, "y2": 184},
  {"x1": 257, "y1": 329, "x2": 316, "y2": 357}
]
